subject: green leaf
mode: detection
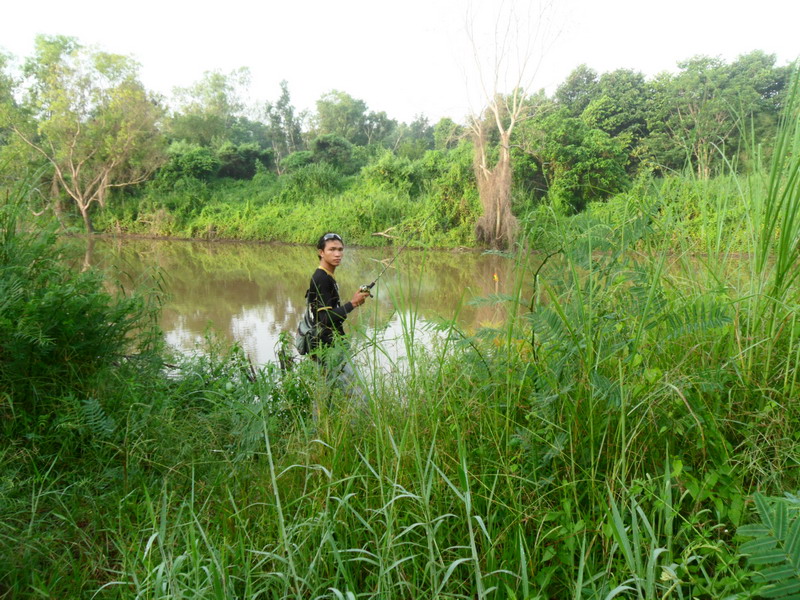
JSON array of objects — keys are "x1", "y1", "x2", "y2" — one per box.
[
  {"x1": 741, "y1": 538, "x2": 778, "y2": 556},
  {"x1": 760, "y1": 565, "x2": 799, "y2": 582},
  {"x1": 761, "y1": 579, "x2": 800, "y2": 598},
  {"x1": 749, "y1": 549, "x2": 789, "y2": 566},
  {"x1": 756, "y1": 493, "x2": 775, "y2": 531},
  {"x1": 786, "y1": 518, "x2": 800, "y2": 564},
  {"x1": 738, "y1": 524, "x2": 771, "y2": 538},
  {"x1": 776, "y1": 501, "x2": 789, "y2": 539}
]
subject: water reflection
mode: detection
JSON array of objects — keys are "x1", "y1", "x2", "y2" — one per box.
[{"x1": 82, "y1": 238, "x2": 519, "y2": 365}]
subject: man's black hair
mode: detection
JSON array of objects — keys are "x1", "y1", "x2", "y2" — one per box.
[{"x1": 316, "y1": 232, "x2": 343, "y2": 251}]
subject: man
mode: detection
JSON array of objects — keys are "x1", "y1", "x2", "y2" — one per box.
[{"x1": 306, "y1": 232, "x2": 370, "y2": 399}]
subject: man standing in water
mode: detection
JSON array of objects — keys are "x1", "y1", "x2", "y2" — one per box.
[{"x1": 307, "y1": 232, "x2": 370, "y2": 400}]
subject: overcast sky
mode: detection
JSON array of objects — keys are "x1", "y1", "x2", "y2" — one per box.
[{"x1": 2, "y1": 0, "x2": 798, "y2": 124}]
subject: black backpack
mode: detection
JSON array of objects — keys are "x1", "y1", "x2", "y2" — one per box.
[{"x1": 294, "y1": 289, "x2": 320, "y2": 355}]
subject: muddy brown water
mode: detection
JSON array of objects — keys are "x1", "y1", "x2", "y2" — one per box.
[{"x1": 78, "y1": 237, "x2": 523, "y2": 367}]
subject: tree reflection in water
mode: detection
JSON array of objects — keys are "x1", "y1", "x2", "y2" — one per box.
[{"x1": 81, "y1": 238, "x2": 526, "y2": 368}]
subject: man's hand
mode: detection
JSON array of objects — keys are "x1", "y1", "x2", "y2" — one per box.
[{"x1": 350, "y1": 290, "x2": 370, "y2": 308}]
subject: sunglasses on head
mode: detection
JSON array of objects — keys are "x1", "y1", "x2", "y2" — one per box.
[{"x1": 323, "y1": 233, "x2": 342, "y2": 242}]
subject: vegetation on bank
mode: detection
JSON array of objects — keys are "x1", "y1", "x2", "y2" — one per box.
[
  {"x1": 0, "y1": 37, "x2": 795, "y2": 249},
  {"x1": 2, "y1": 76, "x2": 799, "y2": 597}
]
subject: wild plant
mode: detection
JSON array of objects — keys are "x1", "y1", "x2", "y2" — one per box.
[{"x1": 737, "y1": 491, "x2": 800, "y2": 599}]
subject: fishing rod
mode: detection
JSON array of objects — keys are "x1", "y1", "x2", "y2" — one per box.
[{"x1": 358, "y1": 225, "x2": 424, "y2": 297}]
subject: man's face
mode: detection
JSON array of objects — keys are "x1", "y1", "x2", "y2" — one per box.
[{"x1": 320, "y1": 240, "x2": 344, "y2": 267}]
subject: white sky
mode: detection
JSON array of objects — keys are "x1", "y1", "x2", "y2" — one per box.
[{"x1": 2, "y1": 0, "x2": 798, "y2": 125}]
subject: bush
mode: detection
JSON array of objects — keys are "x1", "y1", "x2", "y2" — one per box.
[
  {"x1": 281, "y1": 150, "x2": 313, "y2": 172},
  {"x1": 216, "y1": 141, "x2": 273, "y2": 179},
  {"x1": 361, "y1": 151, "x2": 418, "y2": 196},
  {"x1": 155, "y1": 141, "x2": 220, "y2": 188},
  {"x1": 0, "y1": 201, "x2": 161, "y2": 429},
  {"x1": 277, "y1": 162, "x2": 345, "y2": 203}
]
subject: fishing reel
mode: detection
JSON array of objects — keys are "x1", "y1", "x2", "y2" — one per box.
[{"x1": 359, "y1": 283, "x2": 375, "y2": 297}]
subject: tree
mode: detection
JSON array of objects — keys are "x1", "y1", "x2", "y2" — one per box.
[
  {"x1": 216, "y1": 141, "x2": 272, "y2": 179},
  {"x1": 643, "y1": 53, "x2": 785, "y2": 178},
  {"x1": 3, "y1": 35, "x2": 166, "y2": 233},
  {"x1": 169, "y1": 68, "x2": 251, "y2": 147},
  {"x1": 364, "y1": 110, "x2": 397, "y2": 147},
  {"x1": 581, "y1": 69, "x2": 650, "y2": 173},
  {"x1": 555, "y1": 64, "x2": 598, "y2": 116},
  {"x1": 314, "y1": 90, "x2": 369, "y2": 145},
  {"x1": 465, "y1": 0, "x2": 556, "y2": 249},
  {"x1": 264, "y1": 80, "x2": 304, "y2": 171},
  {"x1": 535, "y1": 109, "x2": 630, "y2": 210},
  {"x1": 434, "y1": 117, "x2": 463, "y2": 150},
  {"x1": 392, "y1": 114, "x2": 435, "y2": 160},
  {"x1": 0, "y1": 52, "x2": 15, "y2": 148},
  {"x1": 310, "y1": 134, "x2": 355, "y2": 173}
]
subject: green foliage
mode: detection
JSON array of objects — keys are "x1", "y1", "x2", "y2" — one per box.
[
  {"x1": 360, "y1": 150, "x2": 418, "y2": 196},
  {"x1": 310, "y1": 133, "x2": 358, "y2": 173},
  {"x1": 738, "y1": 493, "x2": 800, "y2": 598},
  {"x1": 264, "y1": 80, "x2": 305, "y2": 165},
  {"x1": 216, "y1": 140, "x2": 273, "y2": 179},
  {"x1": 644, "y1": 52, "x2": 786, "y2": 177},
  {"x1": 434, "y1": 117, "x2": 464, "y2": 150},
  {"x1": 314, "y1": 89, "x2": 370, "y2": 145},
  {"x1": 525, "y1": 108, "x2": 631, "y2": 211},
  {"x1": 277, "y1": 161, "x2": 345, "y2": 202},
  {"x1": 0, "y1": 198, "x2": 161, "y2": 430},
  {"x1": 281, "y1": 150, "x2": 314, "y2": 172},
  {"x1": 155, "y1": 140, "x2": 221, "y2": 187}
]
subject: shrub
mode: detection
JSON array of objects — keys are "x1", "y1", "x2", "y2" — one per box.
[
  {"x1": 281, "y1": 150, "x2": 313, "y2": 172},
  {"x1": 277, "y1": 162, "x2": 345, "y2": 203},
  {"x1": 216, "y1": 141, "x2": 273, "y2": 179},
  {"x1": 155, "y1": 141, "x2": 220, "y2": 188},
  {"x1": 0, "y1": 201, "x2": 161, "y2": 429},
  {"x1": 361, "y1": 151, "x2": 418, "y2": 196}
]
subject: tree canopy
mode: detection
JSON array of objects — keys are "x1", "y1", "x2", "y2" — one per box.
[{"x1": 1, "y1": 35, "x2": 166, "y2": 232}]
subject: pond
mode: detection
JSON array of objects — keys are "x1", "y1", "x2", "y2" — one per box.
[{"x1": 81, "y1": 237, "x2": 522, "y2": 367}]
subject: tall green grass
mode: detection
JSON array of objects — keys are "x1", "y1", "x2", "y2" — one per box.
[{"x1": 3, "y1": 72, "x2": 800, "y2": 599}]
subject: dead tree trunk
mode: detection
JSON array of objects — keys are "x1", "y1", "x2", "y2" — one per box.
[{"x1": 472, "y1": 123, "x2": 517, "y2": 249}]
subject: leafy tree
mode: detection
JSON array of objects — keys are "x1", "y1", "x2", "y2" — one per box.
[
  {"x1": 517, "y1": 107, "x2": 630, "y2": 211},
  {"x1": 590, "y1": 70, "x2": 649, "y2": 136},
  {"x1": 393, "y1": 114, "x2": 434, "y2": 160},
  {"x1": 314, "y1": 90, "x2": 368, "y2": 145},
  {"x1": 155, "y1": 141, "x2": 220, "y2": 187},
  {"x1": 169, "y1": 68, "x2": 251, "y2": 147},
  {"x1": 576, "y1": 69, "x2": 652, "y2": 175},
  {"x1": 433, "y1": 117, "x2": 463, "y2": 150},
  {"x1": 310, "y1": 134, "x2": 360, "y2": 173},
  {"x1": 2, "y1": 35, "x2": 166, "y2": 233},
  {"x1": 216, "y1": 141, "x2": 272, "y2": 179},
  {"x1": 264, "y1": 80, "x2": 304, "y2": 171},
  {"x1": 281, "y1": 150, "x2": 313, "y2": 172},
  {"x1": 555, "y1": 64, "x2": 599, "y2": 116},
  {"x1": 361, "y1": 150, "x2": 418, "y2": 196},
  {"x1": 644, "y1": 53, "x2": 785, "y2": 177},
  {"x1": 364, "y1": 110, "x2": 397, "y2": 146},
  {"x1": 0, "y1": 51, "x2": 15, "y2": 148}
]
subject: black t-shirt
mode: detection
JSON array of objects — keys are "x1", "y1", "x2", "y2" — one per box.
[{"x1": 307, "y1": 267, "x2": 353, "y2": 346}]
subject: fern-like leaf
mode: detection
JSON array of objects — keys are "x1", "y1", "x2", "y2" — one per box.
[
  {"x1": 737, "y1": 492, "x2": 800, "y2": 599},
  {"x1": 80, "y1": 397, "x2": 116, "y2": 438},
  {"x1": 665, "y1": 299, "x2": 732, "y2": 340}
]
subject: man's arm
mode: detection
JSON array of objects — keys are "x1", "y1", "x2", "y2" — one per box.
[{"x1": 313, "y1": 272, "x2": 352, "y2": 329}]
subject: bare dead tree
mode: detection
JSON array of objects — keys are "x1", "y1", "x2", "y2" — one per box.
[{"x1": 465, "y1": 1, "x2": 557, "y2": 249}]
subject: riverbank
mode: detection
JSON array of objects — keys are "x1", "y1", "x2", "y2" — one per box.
[
  {"x1": 81, "y1": 172, "x2": 757, "y2": 252},
  {"x1": 3, "y1": 182, "x2": 799, "y2": 597}
]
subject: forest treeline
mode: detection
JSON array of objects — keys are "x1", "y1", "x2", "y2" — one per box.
[{"x1": 0, "y1": 35, "x2": 794, "y2": 246}]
